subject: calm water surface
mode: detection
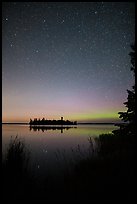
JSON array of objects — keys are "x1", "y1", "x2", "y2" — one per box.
[{"x1": 2, "y1": 124, "x2": 118, "y2": 175}]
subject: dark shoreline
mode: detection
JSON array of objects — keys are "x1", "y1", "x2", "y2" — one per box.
[
  {"x1": 2, "y1": 122, "x2": 124, "y2": 125},
  {"x1": 2, "y1": 123, "x2": 29, "y2": 125},
  {"x1": 78, "y1": 122, "x2": 119, "y2": 125}
]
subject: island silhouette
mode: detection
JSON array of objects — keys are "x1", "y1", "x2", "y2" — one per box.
[{"x1": 29, "y1": 117, "x2": 77, "y2": 126}]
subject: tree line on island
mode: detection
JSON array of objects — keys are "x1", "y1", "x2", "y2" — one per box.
[{"x1": 29, "y1": 117, "x2": 77, "y2": 125}]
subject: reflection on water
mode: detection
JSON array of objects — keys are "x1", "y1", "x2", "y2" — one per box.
[
  {"x1": 29, "y1": 125, "x2": 77, "y2": 133},
  {"x1": 2, "y1": 124, "x2": 118, "y2": 175},
  {"x1": 2, "y1": 124, "x2": 118, "y2": 155}
]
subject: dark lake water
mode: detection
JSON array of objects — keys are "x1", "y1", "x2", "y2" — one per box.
[{"x1": 2, "y1": 124, "x2": 118, "y2": 176}]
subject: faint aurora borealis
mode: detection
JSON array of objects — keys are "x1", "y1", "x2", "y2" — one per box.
[{"x1": 2, "y1": 2, "x2": 135, "y2": 122}]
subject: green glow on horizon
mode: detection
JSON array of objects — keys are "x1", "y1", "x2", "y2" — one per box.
[
  {"x1": 2, "y1": 109, "x2": 122, "y2": 123},
  {"x1": 67, "y1": 111, "x2": 120, "y2": 122}
]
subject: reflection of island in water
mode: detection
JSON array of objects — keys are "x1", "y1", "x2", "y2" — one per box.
[
  {"x1": 29, "y1": 117, "x2": 77, "y2": 126},
  {"x1": 29, "y1": 126, "x2": 77, "y2": 133}
]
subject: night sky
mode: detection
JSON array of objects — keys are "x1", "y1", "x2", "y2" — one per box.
[{"x1": 2, "y1": 2, "x2": 135, "y2": 123}]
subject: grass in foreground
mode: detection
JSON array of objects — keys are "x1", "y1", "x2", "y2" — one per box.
[
  {"x1": 64, "y1": 132, "x2": 136, "y2": 202},
  {"x1": 2, "y1": 136, "x2": 37, "y2": 201},
  {"x1": 2, "y1": 133, "x2": 136, "y2": 203}
]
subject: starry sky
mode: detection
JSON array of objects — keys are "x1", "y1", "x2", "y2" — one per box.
[{"x1": 2, "y1": 2, "x2": 135, "y2": 123}]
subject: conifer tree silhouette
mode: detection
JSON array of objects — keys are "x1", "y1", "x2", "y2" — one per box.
[{"x1": 115, "y1": 43, "x2": 135, "y2": 137}]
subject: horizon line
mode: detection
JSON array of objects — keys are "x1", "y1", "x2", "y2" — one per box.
[{"x1": 2, "y1": 122, "x2": 124, "y2": 125}]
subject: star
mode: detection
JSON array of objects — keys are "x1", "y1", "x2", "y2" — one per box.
[
  {"x1": 61, "y1": 19, "x2": 65, "y2": 24},
  {"x1": 123, "y1": 35, "x2": 126, "y2": 39}
]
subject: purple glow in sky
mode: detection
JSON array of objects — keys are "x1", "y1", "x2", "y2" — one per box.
[{"x1": 2, "y1": 2, "x2": 135, "y2": 122}]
